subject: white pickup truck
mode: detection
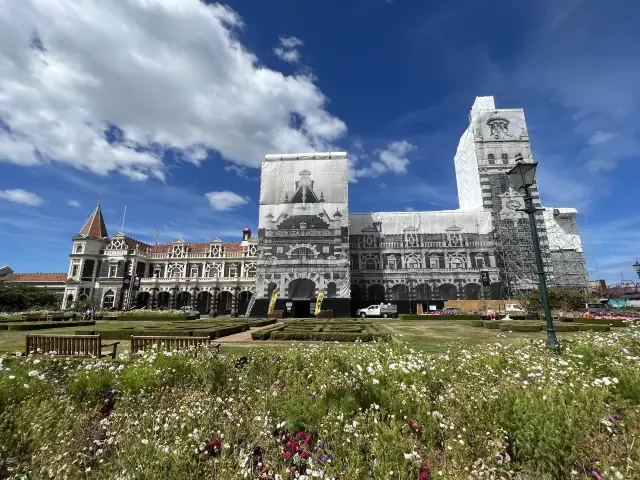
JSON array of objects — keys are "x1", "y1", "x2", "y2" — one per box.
[{"x1": 356, "y1": 303, "x2": 398, "y2": 318}]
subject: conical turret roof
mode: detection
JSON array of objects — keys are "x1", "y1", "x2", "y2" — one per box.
[{"x1": 79, "y1": 201, "x2": 109, "y2": 239}]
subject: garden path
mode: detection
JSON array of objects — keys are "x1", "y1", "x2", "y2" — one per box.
[{"x1": 217, "y1": 323, "x2": 277, "y2": 343}]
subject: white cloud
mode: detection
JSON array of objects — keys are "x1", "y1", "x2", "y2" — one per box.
[
  {"x1": 0, "y1": 189, "x2": 44, "y2": 206},
  {"x1": 205, "y1": 191, "x2": 249, "y2": 211},
  {"x1": 350, "y1": 140, "x2": 416, "y2": 181},
  {"x1": 588, "y1": 131, "x2": 616, "y2": 146},
  {"x1": 586, "y1": 158, "x2": 616, "y2": 173},
  {"x1": 224, "y1": 164, "x2": 257, "y2": 180},
  {"x1": 274, "y1": 36, "x2": 304, "y2": 64},
  {"x1": 67, "y1": 199, "x2": 80, "y2": 207},
  {"x1": 0, "y1": 2, "x2": 346, "y2": 181}
]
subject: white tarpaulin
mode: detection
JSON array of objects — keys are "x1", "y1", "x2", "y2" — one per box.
[
  {"x1": 260, "y1": 154, "x2": 348, "y2": 206},
  {"x1": 348, "y1": 210, "x2": 493, "y2": 235}
]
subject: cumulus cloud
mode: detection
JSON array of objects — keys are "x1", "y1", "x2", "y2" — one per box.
[
  {"x1": 0, "y1": 1, "x2": 346, "y2": 181},
  {"x1": 274, "y1": 36, "x2": 304, "y2": 64},
  {"x1": 205, "y1": 191, "x2": 249, "y2": 211},
  {"x1": 588, "y1": 131, "x2": 616, "y2": 146},
  {"x1": 349, "y1": 140, "x2": 416, "y2": 182},
  {"x1": 67, "y1": 199, "x2": 81, "y2": 207},
  {"x1": 0, "y1": 189, "x2": 44, "y2": 206},
  {"x1": 586, "y1": 158, "x2": 617, "y2": 173}
]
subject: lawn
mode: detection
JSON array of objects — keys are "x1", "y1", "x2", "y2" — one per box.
[{"x1": 0, "y1": 319, "x2": 591, "y2": 355}]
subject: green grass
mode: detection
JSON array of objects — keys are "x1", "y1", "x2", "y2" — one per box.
[{"x1": 0, "y1": 318, "x2": 593, "y2": 355}]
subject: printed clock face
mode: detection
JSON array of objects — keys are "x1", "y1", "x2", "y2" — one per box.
[{"x1": 505, "y1": 200, "x2": 522, "y2": 211}]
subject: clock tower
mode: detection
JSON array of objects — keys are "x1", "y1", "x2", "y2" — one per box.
[{"x1": 454, "y1": 96, "x2": 552, "y2": 296}]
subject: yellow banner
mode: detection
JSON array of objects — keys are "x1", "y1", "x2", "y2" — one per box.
[
  {"x1": 268, "y1": 288, "x2": 279, "y2": 315},
  {"x1": 315, "y1": 289, "x2": 325, "y2": 316}
]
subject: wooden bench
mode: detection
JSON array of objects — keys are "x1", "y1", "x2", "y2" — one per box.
[
  {"x1": 25, "y1": 334, "x2": 119, "y2": 359},
  {"x1": 103, "y1": 312, "x2": 122, "y2": 320},
  {"x1": 131, "y1": 336, "x2": 220, "y2": 354}
]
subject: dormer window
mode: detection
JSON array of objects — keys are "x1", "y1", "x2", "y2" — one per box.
[
  {"x1": 108, "y1": 265, "x2": 118, "y2": 278},
  {"x1": 74, "y1": 244, "x2": 83, "y2": 254}
]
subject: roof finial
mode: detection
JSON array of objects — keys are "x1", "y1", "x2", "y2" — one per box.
[
  {"x1": 98, "y1": 195, "x2": 102, "y2": 206},
  {"x1": 155, "y1": 230, "x2": 159, "y2": 245}
]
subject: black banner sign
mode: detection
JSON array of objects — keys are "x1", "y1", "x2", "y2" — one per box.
[{"x1": 481, "y1": 271, "x2": 490, "y2": 286}]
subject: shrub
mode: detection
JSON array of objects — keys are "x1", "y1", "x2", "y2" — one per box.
[
  {"x1": 499, "y1": 323, "x2": 542, "y2": 332},
  {"x1": 552, "y1": 323, "x2": 581, "y2": 332},
  {"x1": 7, "y1": 321, "x2": 95, "y2": 331},
  {"x1": 399, "y1": 314, "x2": 482, "y2": 320},
  {"x1": 578, "y1": 317, "x2": 629, "y2": 327},
  {"x1": 471, "y1": 320, "x2": 485, "y2": 327},
  {"x1": 577, "y1": 323, "x2": 611, "y2": 332},
  {"x1": 484, "y1": 321, "x2": 501, "y2": 329}
]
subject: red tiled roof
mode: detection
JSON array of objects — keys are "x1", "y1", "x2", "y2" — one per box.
[
  {"x1": 147, "y1": 242, "x2": 242, "y2": 254},
  {"x1": 2, "y1": 273, "x2": 67, "y2": 283},
  {"x1": 123, "y1": 236, "x2": 152, "y2": 251},
  {"x1": 79, "y1": 203, "x2": 108, "y2": 239}
]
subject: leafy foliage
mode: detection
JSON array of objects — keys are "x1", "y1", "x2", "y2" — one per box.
[
  {"x1": 517, "y1": 287, "x2": 592, "y2": 312},
  {"x1": 0, "y1": 281, "x2": 60, "y2": 312}
]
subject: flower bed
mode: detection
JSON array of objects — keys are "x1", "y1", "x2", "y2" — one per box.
[
  {"x1": 1, "y1": 328, "x2": 639, "y2": 478},
  {"x1": 472, "y1": 321, "x2": 612, "y2": 333}
]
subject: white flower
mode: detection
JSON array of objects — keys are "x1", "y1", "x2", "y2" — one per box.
[
  {"x1": 141, "y1": 439, "x2": 149, "y2": 445},
  {"x1": 8, "y1": 375, "x2": 15, "y2": 380}
]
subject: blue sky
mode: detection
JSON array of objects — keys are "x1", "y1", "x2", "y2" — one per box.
[{"x1": 0, "y1": 0, "x2": 638, "y2": 285}]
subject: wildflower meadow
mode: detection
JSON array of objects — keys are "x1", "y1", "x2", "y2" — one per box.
[{"x1": 1, "y1": 329, "x2": 639, "y2": 479}]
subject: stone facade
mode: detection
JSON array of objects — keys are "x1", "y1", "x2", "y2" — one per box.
[{"x1": 61, "y1": 204, "x2": 258, "y2": 315}]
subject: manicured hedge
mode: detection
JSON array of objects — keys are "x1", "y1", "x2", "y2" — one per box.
[
  {"x1": 251, "y1": 325, "x2": 285, "y2": 340},
  {"x1": 499, "y1": 324, "x2": 542, "y2": 332},
  {"x1": 470, "y1": 320, "x2": 485, "y2": 327},
  {"x1": 484, "y1": 322, "x2": 501, "y2": 329},
  {"x1": 245, "y1": 318, "x2": 277, "y2": 327},
  {"x1": 578, "y1": 323, "x2": 611, "y2": 332},
  {"x1": 577, "y1": 318, "x2": 630, "y2": 327},
  {"x1": 75, "y1": 324, "x2": 249, "y2": 340},
  {"x1": 269, "y1": 331, "x2": 382, "y2": 342},
  {"x1": 552, "y1": 323, "x2": 582, "y2": 332},
  {"x1": 117, "y1": 315, "x2": 195, "y2": 321},
  {"x1": 7, "y1": 321, "x2": 95, "y2": 331},
  {"x1": 399, "y1": 314, "x2": 482, "y2": 320}
]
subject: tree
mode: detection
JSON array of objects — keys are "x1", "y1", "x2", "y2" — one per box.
[
  {"x1": 517, "y1": 287, "x2": 591, "y2": 312},
  {"x1": 0, "y1": 281, "x2": 60, "y2": 312}
]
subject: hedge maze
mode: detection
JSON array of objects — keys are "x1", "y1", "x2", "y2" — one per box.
[
  {"x1": 468, "y1": 316, "x2": 635, "y2": 333},
  {"x1": 252, "y1": 319, "x2": 389, "y2": 342},
  {"x1": 75, "y1": 318, "x2": 276, "y2": 340}
]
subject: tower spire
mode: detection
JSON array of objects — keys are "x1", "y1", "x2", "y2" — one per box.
[{"x1": 78, "y1": 201, "x2": 109, "y2": 239}]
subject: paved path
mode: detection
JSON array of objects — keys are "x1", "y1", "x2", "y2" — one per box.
[{"x1": 217, "y1": 324, "x2": 276, "y2": 343}]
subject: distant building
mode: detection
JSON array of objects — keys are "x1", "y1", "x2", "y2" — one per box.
[{"x1": 58, "y1": 202, "x2": 258, "y2": 315}]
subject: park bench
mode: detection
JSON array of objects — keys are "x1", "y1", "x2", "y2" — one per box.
[
  {"x1": 25, "y1": 334, "x2": 119, "y2": 359},
  {"x1": 103, "y1": 312, "x2": 122, "y2": 320},
  {"x1": 131, "y1": 336, "x2": 220, "y2": 355},
  {"x1": 21, "y1": 313, "x2": 43, "y2": 322}
]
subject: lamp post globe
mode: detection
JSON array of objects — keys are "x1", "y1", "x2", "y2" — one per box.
[{"x1": 506, "y1": 159, "x2": 560, "y2": 352}]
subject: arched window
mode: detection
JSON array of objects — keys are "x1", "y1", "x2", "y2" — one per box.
[
  {"x1": 74, "y1": 244, "x2": 83, "y2": 254},
  {"x1": 364, "y1": 258, "x2": 377, "y2": 270},
  {"x1": 487, "y1": 153, "x2": 495, "y2": 164},
  {"x1": 103, "y1": 290, "x2": 115, "y2": 309},
  {"x1": 501, "y1": 153, "x2": 509, "y2": 164}
]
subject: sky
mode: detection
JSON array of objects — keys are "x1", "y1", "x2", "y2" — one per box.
[{"x1": 0, "y1": 0, "x2": 638, "y2": 285}]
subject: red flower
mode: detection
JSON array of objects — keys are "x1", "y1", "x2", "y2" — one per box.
[
  {"x1": 408, "y1": 420, "x2": 414, "y2": 428},
  {"x1": 291, "y1": 442, "x2": 300, "y2": 453},
  {"x1": 305, "y1": 434, "x2": 312, "y2": 445},
  {"x1": 283, "y1": 451, "x2": 291, "y2": 460},
  {"x1": 301, "y1": 449, "x2": 308, "y2": 459}
]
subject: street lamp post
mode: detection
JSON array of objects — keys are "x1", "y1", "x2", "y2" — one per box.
[
  {"x1": 507, "y1": 155, "x2": 560, "y2": 352},
  {"x1": 633, "y1": 261, "x2": 640, "y2": 280}
]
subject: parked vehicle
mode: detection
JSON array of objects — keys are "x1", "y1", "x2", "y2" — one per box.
[
  {"x1": 356, "y1": 304, "x2": 398, "y2": 318},
  {"x1": 504, "y1": 303, "x2": 527, "y2": 314},
  {"x1": 584, "y1": 303, "x2": 612, "y2": 314},
  {"x1": 178, "y1": 306, "x2": 201, "y2": 319}
]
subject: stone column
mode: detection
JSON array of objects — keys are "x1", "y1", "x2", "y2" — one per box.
[
  {"x1": 191, "y1": 288, "x2": 197, "y2": 309},
  {"x1": 150, "y1": 288, "x2": 157, "y2": 309},
  {"x1": 212, "y1": 288, "x2": 219, "y2": 317},
  {"x1": 230, "y1": 287, "x2": 239, "y2": 317},
  {"x1": 170, "y1": 289, "x2": 177, "y2": 309},
  {"x1": 208, "y1": 290, "x2": 216, "y2": 316}
]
